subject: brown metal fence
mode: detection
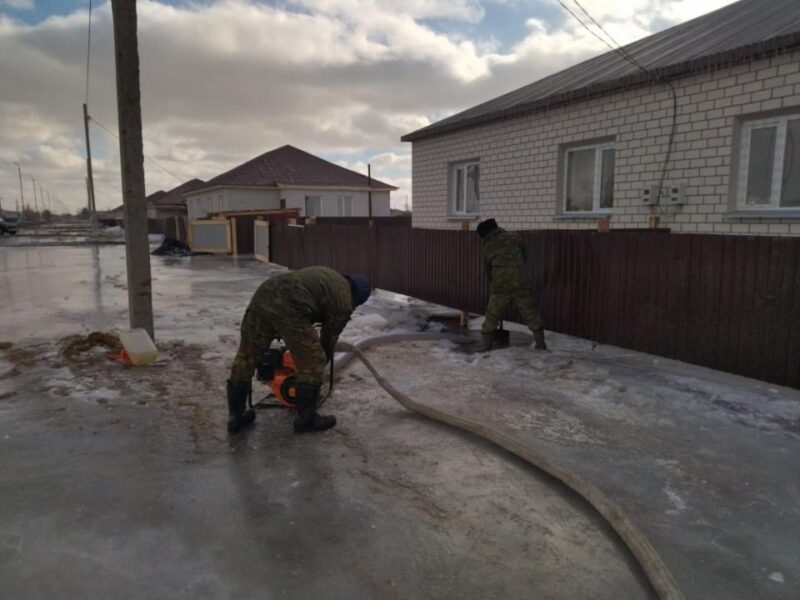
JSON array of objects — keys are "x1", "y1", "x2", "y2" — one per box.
[{"x1": 271, "y1": 224, "x2": 800, "y2": 389}]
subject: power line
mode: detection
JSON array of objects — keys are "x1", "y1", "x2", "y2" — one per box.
[
  {"x1": 89, "y1": 115, "x2": 185, "y2": 184},
  {"x1": 85, "y1": 0, "x2": 93, "y2": 105},
  {"x1": 553, "y1": 0, "x2": 679, "y2": 208},
  {"x1": 571, "y1": 0, "x2": 649, "y2": 75}
]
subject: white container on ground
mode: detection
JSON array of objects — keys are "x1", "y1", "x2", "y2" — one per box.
[{"x1": 119, "y1": 328, "x2": 158, "y2": 365}]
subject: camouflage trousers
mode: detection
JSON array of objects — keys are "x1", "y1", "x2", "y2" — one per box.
[
  {"x1": 230, "y1": 283, "x2": 327, "y2": 387},
  {"x1": 481, "y1": 285, "x2": 544, "y2": 334}
]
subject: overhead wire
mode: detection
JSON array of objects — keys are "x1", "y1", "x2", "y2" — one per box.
[
  {"x1": 553, "y1": 0, "x2": 679, "y2": 211},
  {"x1": 89, "y1": 116, "x2": 186, "y2": 185}
]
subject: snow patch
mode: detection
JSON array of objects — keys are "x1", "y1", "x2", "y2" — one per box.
[
  {"x1": 664, "y1": 485, "x2": 688, "y2": 514},
  {"x1": 342, "y1": 313, "x2": 388, "y2": 341}
]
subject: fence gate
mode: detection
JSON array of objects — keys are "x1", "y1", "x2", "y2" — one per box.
[
  {"x1": 188, "y1": 219, "x2": 232, "y2": 253},
  {"x1": 254, "y1": 220, "x2": 270, "y2": 263}
]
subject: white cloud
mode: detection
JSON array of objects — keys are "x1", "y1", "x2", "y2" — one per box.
[{"x1": 0, "y1": 0, "x2": 739, "y2": 213}]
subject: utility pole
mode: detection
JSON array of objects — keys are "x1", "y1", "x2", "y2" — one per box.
[
  {"x1": 30, "y1": 175, "x2": 38, "y2": 220},
  {"x1": 14, "y1": 162, "x2": 24, "y2": 221},
  {"x1": 83, "y1": 103, "x2": 98, "y2": 227},
  {"x1": 111, "y1": 0, "x2": 154, "y2": 339}
]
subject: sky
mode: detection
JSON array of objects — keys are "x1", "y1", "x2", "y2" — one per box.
[{"x1": 0, "y1": 0, "x2": 738, "y2": 214}]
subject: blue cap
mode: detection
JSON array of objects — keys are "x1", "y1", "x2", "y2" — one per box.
[{"x1": 346, "y1": 274, "x2": 371, "y2": 307}]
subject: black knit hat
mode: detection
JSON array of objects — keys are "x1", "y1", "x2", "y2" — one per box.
[
  {"x1": 476, "y1": 218, "x2": 498, "y2": 238},
  {"x1": 345, "y1": 274, "x2": 371, "y2": 307}
]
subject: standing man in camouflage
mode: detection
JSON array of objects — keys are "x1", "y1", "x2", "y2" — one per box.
[
  {"x1": 227, "y1": 266, "x2": 371, "y2": 434},
  {"x1": 477, "y1": 218, "x2": 547, "y2": 351}
]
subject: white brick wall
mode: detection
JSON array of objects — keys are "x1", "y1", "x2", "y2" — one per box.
[
  {"x1": 410, "y1": 50, "x2": 800, "y2": 235},
  {"x1": 187, "y1": 187, "x2": 391, "y2": 220},
  {"x1": 281, "y1": 189, "x2": 391, "y2": 217}
]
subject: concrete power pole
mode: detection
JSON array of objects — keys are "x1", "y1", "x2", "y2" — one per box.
[
  {"x1": 30, "y1": 175, "x2": 38, "y2": 220},
  {"x1": 83, "y1": 103, "x2": 98, "y2": 227},
  {"x1": 111, "y1": 0, "x2": 154, "y2": 339}
]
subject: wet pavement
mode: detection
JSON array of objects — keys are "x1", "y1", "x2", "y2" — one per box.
[
  {"x1": 1, "y1": 241, "x2": 798, "y2": 599},
  {"x1": 0, "y1": 244, "x2": 653, "y2": 600}
]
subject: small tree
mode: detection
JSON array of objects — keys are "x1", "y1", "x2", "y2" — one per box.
[
  {"x1": 79, "y1": 207, "x2": 90, "y2": 220},
  {"x1": 42, "y1": 209, "x2": 52, "y2": 222}
]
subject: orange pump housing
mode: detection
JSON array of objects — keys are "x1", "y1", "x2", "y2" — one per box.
[{"x1": 268, "y1": 350, "x2": 297, "y2": 407}]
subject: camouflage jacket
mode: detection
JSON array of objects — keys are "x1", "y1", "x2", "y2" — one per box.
[
  {"x1": 480, "y1": 227, "x2": 530, "y2": 292},
  {"x1": 250, "y1": 266, "x2": 353, "y2": 353}
]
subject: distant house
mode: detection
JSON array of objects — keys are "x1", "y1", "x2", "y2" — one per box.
[
  {"x1": 146, "y1": 179, "x2": 205, "y2": 240},
  {"x1": 184, "y1": 145, "x2": 397, "y2": 222},
  {"x1": 403, "y1": 0, "x2": 800, "y2": 236},
  {"x1": 97, "y1": 204, "x2": 124, "y2": 227}
]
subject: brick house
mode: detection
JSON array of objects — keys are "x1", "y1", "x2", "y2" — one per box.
[
  {"x1": 183, "y1": 145, "x2": 396, "y2": 222},
  {"x1": 402, "y1": 0, "x2": 800, "y2": 235}
]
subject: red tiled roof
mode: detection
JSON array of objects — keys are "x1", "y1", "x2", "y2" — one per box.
[
  {"x1": 192, "y1": 145, "x2": 396, "y2": 192},
  {"x1": 145, "y1": 190, "x2": 167, "y2": 204},
  {"x1": 152, "y1": 178, "x2": 206, "y2": 206}
]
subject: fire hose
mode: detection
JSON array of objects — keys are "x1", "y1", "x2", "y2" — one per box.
[{"x1": 333, "y1": 333, "x2": 684, "y2": 600}]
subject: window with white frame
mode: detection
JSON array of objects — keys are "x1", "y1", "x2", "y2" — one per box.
[
  {"x1": 334, "y1": 196, "x2": 353, "y2": 217},
  {"x1": 738, "y1": 114, "x2": 800, "y2": 209},
  {"x1": 450, "y1": 161, "x2": 479, "y2": 215},
  {"x1": 304, "y1": 195, "x2": 321, "y2": 217},
  {"x1": 563, "y1": 142, "x2": 615, "y2": 213}
]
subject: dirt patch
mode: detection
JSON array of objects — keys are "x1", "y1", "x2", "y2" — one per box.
[
  {"x1": 4, "y1": 346, "x2": 39, "y2": 368},
  {"x1": 61, "y1": 332, "x2": 122, "y2": 358},
  {"x1": 0, "y1": 342, "x2": 13, "y2": 351}
]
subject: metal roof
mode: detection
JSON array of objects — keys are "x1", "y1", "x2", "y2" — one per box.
[
  {"x1": 190, "y1": 145, "x2": 396, "y2": 193},
  {"x1": 402, "y1": 0, "x2": 800, "y2": 142}
]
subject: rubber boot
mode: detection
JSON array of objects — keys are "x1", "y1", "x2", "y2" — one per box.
[
  {"x1": 493, "y1": 328, "x2": 511, "y2": 349},
  {"x1": 477, "y1": 333, "x2": 495, "y2": 352},
  {"x1": 293, "y1": 383, "x2": 336, "y2": 433},
  {"x1": 227, "y1": 379, "x2": 256, "y2": 433},
  {"x1": 533, "y1": 328, "x2": 547, "y2": 351}
]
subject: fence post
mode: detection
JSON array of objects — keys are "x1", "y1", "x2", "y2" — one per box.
[
  {"x1": 649, "y1": 215, "x2": 660, "y2": 229},
  {"x1": 597, "y1": 216, "x2": 610, "y2": 233},
  {"x1": 369, "y1": 219, "x2": 377, "y2": 291},
  {"x1": 460, "y1": 220, "x2": 471, "y2": 328}
]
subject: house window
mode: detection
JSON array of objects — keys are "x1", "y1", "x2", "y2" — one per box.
[
  {"x1": 563, "y1": 143, "x2": 615, "y2": 213},
  {"x1": 738, "y1": 114, "x2": 800, "y2": 209},
  {"x1": 334, "y1": 196, "x2": 353, "y2": 217},
  {"x1": 451, "y1": 161, "x2": 479, "y2": 215},
  {"x1": 304, "y1": 195, "x2": 321, "y2": 217}
]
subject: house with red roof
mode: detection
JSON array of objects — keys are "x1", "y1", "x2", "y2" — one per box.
[
  {"x1": 183, "y1": 145, "x2": 396, "y2": 222},
  {"x1": 145, "y1": 178, "x2": 206, "y2": 240}
]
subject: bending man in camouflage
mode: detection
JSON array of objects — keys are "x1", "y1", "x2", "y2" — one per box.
[
  {"x1": 227, "y1": 266, "x2": 371, "y2": 434},
  {"x1": 477, "y1": 218, "x2": 547, "y2": 351}
]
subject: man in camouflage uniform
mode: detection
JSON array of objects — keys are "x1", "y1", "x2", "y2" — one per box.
[
  {"x1": 477, "y1": 218, "x2": 547, "y2": 351},
  {"x1": 227, "y1": 266, "x2": 371, "y2": 434}
]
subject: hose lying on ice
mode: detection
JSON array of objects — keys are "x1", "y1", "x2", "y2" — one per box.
[{"x1": 334, "y1": 333, "x2": 684, "y2": 600}]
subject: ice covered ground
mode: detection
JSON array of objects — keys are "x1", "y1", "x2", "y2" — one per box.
[
  {"x1": 0, "y1": 222, "x2": 131, "y2": 247},
  {"x1": 1, "y1": 244, "x2": 799, "y2": 599}
]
